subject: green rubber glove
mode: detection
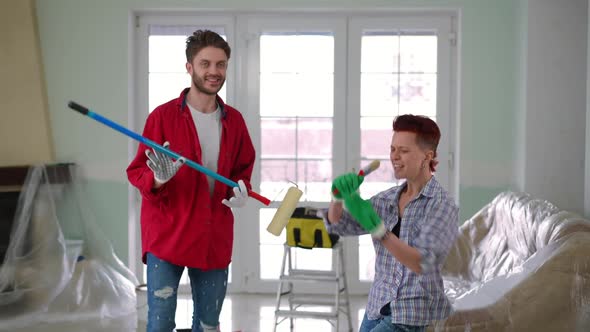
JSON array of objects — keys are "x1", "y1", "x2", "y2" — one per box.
[
  {"x1": 344, "y1": 193, "x2": 386, "y2": 239},
  {"x1": 331, "y1": 172, "x2": 364, "y2": 200}
]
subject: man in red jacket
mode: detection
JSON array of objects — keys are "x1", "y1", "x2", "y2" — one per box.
[{"x1": 127, "y1": 30, "x2": 255, "y2": 332}]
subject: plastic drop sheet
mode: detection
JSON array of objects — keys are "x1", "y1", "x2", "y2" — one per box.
[
  {"x1": 430, "y1": 191, "x2": 590, "y2": 332},
  {"x1": 0, "y1": 165, "x2": 138, "y2": 330}
]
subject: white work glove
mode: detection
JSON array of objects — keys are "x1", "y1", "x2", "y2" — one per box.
[
  {"x1": 222, "y1": 180, "x2": 248, "y2": 208},
  {"x1": 145, "y1": 141, "x2": 185, "y2": 185}
]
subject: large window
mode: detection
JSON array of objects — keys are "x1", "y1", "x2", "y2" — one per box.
[{"x1": 133, "y1": 12, "x2": 456, "y2": 294}]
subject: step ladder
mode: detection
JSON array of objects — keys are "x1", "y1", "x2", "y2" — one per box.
[{"x1": 273, "y1": 241, "x2": 353, "y2": 332}]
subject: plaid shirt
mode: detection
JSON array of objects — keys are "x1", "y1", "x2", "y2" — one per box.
[{"x1": 324, "y1": 176, "x2": 459, "y2": 325}]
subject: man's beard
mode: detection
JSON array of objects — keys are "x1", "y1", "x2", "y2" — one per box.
[{"x1": 192, "y1": 72, "x2": 225, "y2": 96}]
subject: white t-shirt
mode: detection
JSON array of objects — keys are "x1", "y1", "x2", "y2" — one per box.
[{"x1": 187, "y1": 103, "x2": 221, "y2": 196}]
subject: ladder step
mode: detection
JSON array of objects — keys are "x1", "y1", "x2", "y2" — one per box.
[
  {"x1": 275, "y1": 310, "x2": 339, "y2": 320},
  {"x1": 289, "y1": 269, "x2": 341, "y2": 277},
  {"x1": 280, "y1": 274, "x2": 339, "y2": 282},
  {"x1": 290, "y1": 295, "x2": 350, "y2": 306}
]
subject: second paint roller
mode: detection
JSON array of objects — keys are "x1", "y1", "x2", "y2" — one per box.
[
  {"x1": 266, "y1": 160, "x2": 381, "y2": 237},
  {"x1": 266, "y1": 187, "x2": 304, "y2": 236},
  {"x1": 331, "y1": 160, "x2": 381, "y2": 197}
]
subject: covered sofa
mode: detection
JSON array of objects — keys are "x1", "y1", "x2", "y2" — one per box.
[{"x1": 431, "y1": 191, "x2": 590, "y2": 331}]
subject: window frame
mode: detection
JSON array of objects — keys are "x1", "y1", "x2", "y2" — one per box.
[{"x1": 131, "y1": 10, "x2": 458, "y2": 296}]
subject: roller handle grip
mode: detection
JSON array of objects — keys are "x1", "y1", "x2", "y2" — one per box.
[
  {"x1": 68, "y1": 101, "x2": 89, "y2": 115},
  {"x1": 248, "y1": 190, "x2": 271, "y2": 206}
]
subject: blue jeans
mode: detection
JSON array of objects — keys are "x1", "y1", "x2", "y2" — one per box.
[
  {"x1": 359, "y1": 313, "x2": 427, "y2": 332},
  {"x1": 146, "y1": 253, "x2": 228, "y2": 332}
]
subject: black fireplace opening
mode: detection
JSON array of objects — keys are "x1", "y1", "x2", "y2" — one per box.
[{"x1": 0, "y1": 191, "x2": 20, "y2": 265}]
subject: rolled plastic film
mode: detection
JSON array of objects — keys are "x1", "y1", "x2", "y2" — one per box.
[{"x1": 266, "y1": 186, "x2": 303, "y2": 236}]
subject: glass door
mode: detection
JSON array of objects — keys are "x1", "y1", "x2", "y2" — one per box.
[
  {"x1": 348, "y1": 16, "x2": 454, "y2": 283},
  {"x1": 133, "y1": 15, "x2": 235, "y2": 291},
  {"x1": 241, "y1": 15, "x2": 347, "y2": 293}
]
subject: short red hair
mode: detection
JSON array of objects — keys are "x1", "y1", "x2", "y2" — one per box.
[{"x1": 392, "y1": 114, "x2": 441, "y2": 172}]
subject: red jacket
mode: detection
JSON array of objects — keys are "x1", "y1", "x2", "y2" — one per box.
[{"x1": 127, "y1": 89, "x2": 255, "y2": 270}]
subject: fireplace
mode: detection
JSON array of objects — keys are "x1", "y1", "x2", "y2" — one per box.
[{"x1": 0, "y1": 164, "x2": 72, "y2": 264}]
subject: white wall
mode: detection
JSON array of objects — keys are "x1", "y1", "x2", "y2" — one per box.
[
  {"x1": 514, "y1": 0, "x2": 527, "y2": 191},
  {"x1": 522, "y1": 0, "x2": 587, "y2": 215},
  {"x1": 586, "y1": 0, "x2": 590, "y2": 218}
]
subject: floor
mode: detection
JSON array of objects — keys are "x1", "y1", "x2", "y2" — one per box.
[{"x1": 1, "y1": 291, "x2": 367, "y2": 332}]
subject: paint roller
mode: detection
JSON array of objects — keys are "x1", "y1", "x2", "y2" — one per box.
[
  {"x1": 266, "y1": 160, "x2": 381, "y2": 237},
  {"x1": 357, "y1": 160, "x2": 381, "y2": 176},
  {"x1": 266, "y1": 186, "x2": 303, "y2": 236},
  {"x1": 67, "y1": 101, "x2": 271, "y2": 206},
  {"x1": 331, "y1": 159, "x2": 381, "y2": 196}
]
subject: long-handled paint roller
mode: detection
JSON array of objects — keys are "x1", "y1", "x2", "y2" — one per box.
[{"x1": 68, "y1": 101, "x2": 271, "y2": 206}]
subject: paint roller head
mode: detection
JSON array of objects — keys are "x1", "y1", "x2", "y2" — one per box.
[
  {"x1": 366, "y1": 160, "x2": 380, "y2": 173},
  {"x1": 266, "y1": 186, "x2": 303, "y2": 236},
  {"x1": 359, "y1": 160, "x2": 381, "y2": 176}
]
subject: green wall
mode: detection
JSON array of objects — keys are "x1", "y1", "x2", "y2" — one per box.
[
  {"x1": 36, "y1": 0, "x2": 520, "y2": 262},
  {"x1": 458, "y1": 1, "x2": 519, "y2": 221},
  {"x1": 83, "y1": 180, "x2": 129, "y2": 261}
]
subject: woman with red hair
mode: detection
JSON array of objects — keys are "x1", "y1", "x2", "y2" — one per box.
[{"x1": 326, "y1": 114, "x2": 459, "y2": 332}]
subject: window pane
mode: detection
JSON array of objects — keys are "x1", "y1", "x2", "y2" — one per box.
[
  {"x1": 400, "y1": 34, "x2": 437, "y2": 73},
  {"x1": 297, "y1": 159, "x2": 332, "y2": 202},
  {"x1": 260, "y1": 159, "x2": 332, "y2": 202},
  {"x1": 360, "y1": 73, "x2": 399, "y2": 117},
  {"x1": 361, "y1": 34, "x2": 399, "y2": 73},
  {"x1": 260, "y1": 73, "x2": 297, "y2": 117},
  {"x1": 259, "y1": 33, "x2": 334, "y2": 117},
  {"x1": 149, "y1": 35, "x2": 187, "y2": 73},
  {"x1": 261, "y1": 117, "x2": 332, "y2": 159},
  {"x1": 260, "y1": 34, "x2": 334, "y2": 74},
  {"x1": 149, "y1": 73, "x2": 190, "y2": 112},
  {"x1": 260, "y1": 244, "x2": 284, "y2": 279},
  {"x1": 399, "y1": 74, "x2": 436, "y2": 117},
  {"x1": 261, "y1": 118, "x2": 296, "y2": 158},
  {"x1": 297, "y1": 118, "x2": 332, "y2": 158},
  {"x1": 360, "y1": 117, "x2": 392, "y2": 158},
  {"x1": 260, "y1": 73, "x2": 333, "y2": 117},
  {"x1": 260, "y1": 159, "x2": 296, "y2": 199}
]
